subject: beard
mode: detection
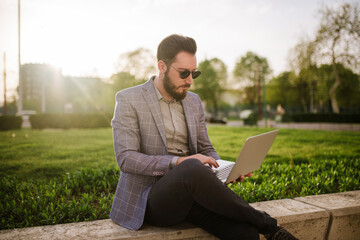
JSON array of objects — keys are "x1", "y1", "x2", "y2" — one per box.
[{"x1": 163, "y1": 72, "x2": 190, "y2": 101}]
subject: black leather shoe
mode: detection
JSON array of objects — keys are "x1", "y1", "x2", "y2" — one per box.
[{"x1": 264, "y1": 225, "x2": 299, "y2": 240}]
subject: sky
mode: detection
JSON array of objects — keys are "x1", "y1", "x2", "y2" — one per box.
[{"x1": 0, "y1": 0, "x2": 351, "y2": 102}]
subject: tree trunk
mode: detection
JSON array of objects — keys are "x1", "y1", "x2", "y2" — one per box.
[
  {"x1": 330, "y1": 62, "x2": 340, "y2": 113},
  {"x1": 298, "y1": 82, "x2": 307, "y2": 112},
  {"x1": 257, "y1": 71, "x2": 262, "y2": 119},
  {"x1": 309, "y1": 81, "x2": 314, "y2": 113},
  {"x1": 329, "y1": 36, "x2": 340, "y2": 114},
  {"x1": 213, "y1": 97, "x2": 218, "y2": 117}
]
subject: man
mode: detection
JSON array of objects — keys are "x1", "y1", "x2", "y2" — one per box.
[{"x1": 110, "y1": 34, "x2": 298, "y2": 240}]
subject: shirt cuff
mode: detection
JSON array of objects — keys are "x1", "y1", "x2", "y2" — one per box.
[{"x1": 170, "y1": 156, "x2": 179, "y2": 169}]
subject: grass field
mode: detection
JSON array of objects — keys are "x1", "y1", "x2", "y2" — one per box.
[
  {"x1": 1, "y1": 127, "x2": 359, "y2": 181},
  {"x1": 1, "y1": 126, "x2": 359, "y2": 229},
  {"x1": 209, "y1": 127, "x2": 360, "y2": 164},
  {"x1": 0, "y1": 128, "x2": 115, "y2": 181}
]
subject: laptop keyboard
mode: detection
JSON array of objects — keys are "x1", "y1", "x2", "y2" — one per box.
[{"x1": 216, "y1": 164, "x2": 233, "y2": 181}]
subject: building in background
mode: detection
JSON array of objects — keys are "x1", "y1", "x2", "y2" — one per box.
[
  {"x1": 19, "y1": 64, "x2": 112, "y2": 114},
  {"x1": 20, "y1": 63, "x2": 61, "y2": 113}
]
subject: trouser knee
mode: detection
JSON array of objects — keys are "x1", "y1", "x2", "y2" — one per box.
[{"x1": 176, "y1": 158, "x2": 211, "y2": 180}]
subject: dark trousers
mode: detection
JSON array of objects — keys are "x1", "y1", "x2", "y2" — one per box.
[{"x1": 145, "y1": 159, "x2": 277, "y2": 240}]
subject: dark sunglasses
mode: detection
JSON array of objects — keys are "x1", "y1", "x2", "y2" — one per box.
[{"x1": 170, "y1": 66, "x2": 201, "y2": 79}]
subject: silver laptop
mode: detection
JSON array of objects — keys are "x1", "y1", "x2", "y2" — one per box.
[{"x1": 214, "y1": 130, "x2": 279, "y2": 184}]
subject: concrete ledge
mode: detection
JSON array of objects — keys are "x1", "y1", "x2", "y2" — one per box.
[
  {"x1": 0, "y1": 221, "x2": 217, "y2": 240},
  {"x1": 250, "y1": 199, "x2": 329, "y2": 240},
  {"x1": 1, "y1": 190, "x2": 359, "y2": 240},
  {"x1": 296, "y1": 191, "x2": 360, "y2": 240}
]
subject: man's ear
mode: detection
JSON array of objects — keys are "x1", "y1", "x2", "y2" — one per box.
[{"x1": 158, "y1": 60, "x2": 167, "y2": 74}]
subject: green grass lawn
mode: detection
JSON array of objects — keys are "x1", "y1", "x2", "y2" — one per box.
[
  {"x1": 0, "y1": 128, "x2": 115, "y2": 181},
  {"x1": 208, "y1": 127, "x2": 360, "y2": 164},
  {"x1": 1, "y1": 127, "x2": 359, "y2": 181},
  {"x1": 1, "y1": 127, "x2": 359, "y2": 229}
]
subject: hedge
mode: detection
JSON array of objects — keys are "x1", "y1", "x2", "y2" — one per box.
[
  {"x1": 282, "y1": 113, "x2": 360, "y2": 123},
  {"x1": 1, "y1": 157, "x2": 359, "y2": 230},
  {"x1": 0, "y1": 116, "x2": 22, "y2": 131},
  {"x1": 244, "y1": 112, "x2": 258, "y2": 126},
  {"x1": 29, "y1": 114, "x2": 112, "y2": 129},
  {"x1": 230, "y1": 158, "x2": 360, "y2": 202},
  {"x1": 0, "y1": 167, "x2": 118, "y2": 230}
]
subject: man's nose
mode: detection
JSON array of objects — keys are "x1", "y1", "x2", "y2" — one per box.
[{"x1": 185, "y1": 75, "x2": 194, "y2": 85}]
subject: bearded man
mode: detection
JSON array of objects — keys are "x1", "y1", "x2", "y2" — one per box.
[{"x1": 110, "y1": 34, "x2": 298, "y2": 240}]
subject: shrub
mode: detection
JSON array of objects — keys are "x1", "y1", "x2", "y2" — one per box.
[
  {"x1": 1, "y1": 157, "x2": 359, "y2": 230},
  {"x1": 282, "y1": 113, "x2": 360, "y2": 123},
  {"x1": 0, "y1": 167, "x2": 119, "y2": 230},
  {"x1": 244, "y1": 112, "x2": 258, "y2": 126},
  {"x1": 229, "y1": 158, "x2": 360, "y2": 202},
  {"x1": 29, "y1": 114, "x2": 112, "y2": 129},
  {"x1": 0, "y1": 116, "x2": 22, "y2": 131}
]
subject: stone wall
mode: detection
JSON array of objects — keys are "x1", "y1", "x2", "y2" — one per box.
[{"x1": 1, "y1": 190, "x2": 359, "y2": 240}]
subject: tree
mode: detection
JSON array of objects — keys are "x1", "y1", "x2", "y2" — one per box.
[
  {"x1": 266, "y1": 71, "x2": 297, "y2": 109},
  {"x1": 316, "y1": 64, "x2": 360, "y2": 112},
  {"x1": 193, "y1": 58, "x2": 227, "y2": 115},
  {"x1": 288, "y1": 38, "x2": 320, "y2": 112},
  {"x1": 335, "y1": 65, "x2": 360, "y2": 110},
  {"x1": 273, "y1": 64, "x2": 360, "y2": 113},
  {"x1": 314, "y1": 2, "x2": 360, "y2": 113},
  {"x1": 233, "y1": 51, "x2": 271, "y2": 117},
  {"x1": 115, "y1": 48, "x2": 156, "y2": 81},
  {"x1": 296, "y1": 65, "x2": 319, "y2": 112},
  {"x1": 288, "y1": 37, "x2": 316, "y2": 75},
  {"x1": 111, "y1": 72, "x2": 144, "y2": 91}
]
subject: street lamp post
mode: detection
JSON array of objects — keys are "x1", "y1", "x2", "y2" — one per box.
[
  {"x1": 3, "y1": 52, "x2": 7, "y2": 116},
  {"x1": 262, "y1": 66, "x2": 268, "y2": 127},
  {"x1": 17, "y1": 0, "x2": 22, "y2": 115}
]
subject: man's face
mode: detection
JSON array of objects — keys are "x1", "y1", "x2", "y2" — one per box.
[{"x1": 163, "y1": 51, "x2": 197, "y2": 101}]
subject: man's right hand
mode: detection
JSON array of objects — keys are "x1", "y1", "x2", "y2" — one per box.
[{"x1": 177, "y1": 154, "x2": 219, "y2": 168}]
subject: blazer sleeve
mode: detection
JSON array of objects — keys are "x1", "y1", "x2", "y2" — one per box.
[{"x1": 111, "y1": 91, "x2": 173, "y2": 177}]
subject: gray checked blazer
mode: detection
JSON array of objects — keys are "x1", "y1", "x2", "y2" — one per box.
[{"x1": 109, "y1": 77, "x2": 220, "y2": 230}]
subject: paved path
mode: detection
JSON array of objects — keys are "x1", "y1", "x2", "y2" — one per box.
[{"x1": 225, "y1": 120, "x2": 360, "y2": 131}]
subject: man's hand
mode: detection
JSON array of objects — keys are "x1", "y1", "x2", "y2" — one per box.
[
  {"x1": 231, "y1": 172, "x2": 253, "y2": 184},
  {"x1": 177, "y1": 154, "x2": 219, "y2": 168}
]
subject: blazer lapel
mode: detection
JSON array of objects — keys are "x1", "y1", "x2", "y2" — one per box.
[
  {"x1": 182, "y1": 96, "x2": 198, "y2": 155},
  {"x1": 141, "y1": 79, "x2": 167, "y2": 148}
]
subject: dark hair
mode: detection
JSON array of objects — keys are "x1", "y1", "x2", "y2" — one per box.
[{"x1": 157, "y1": 34, "x2": 197, "y2": 65}]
